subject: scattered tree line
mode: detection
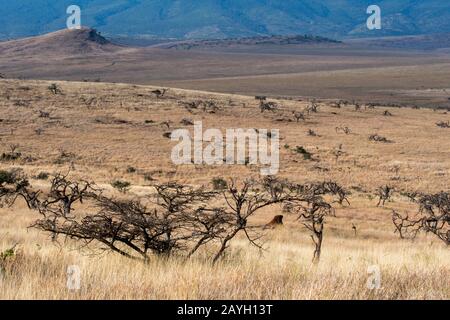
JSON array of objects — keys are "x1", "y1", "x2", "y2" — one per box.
[
  {"x1": 0, "y1": 171, "x2": 352, "y2": 264},
  {"x1": 1, "y1": 169, "x2": 447, "y2": 267}
]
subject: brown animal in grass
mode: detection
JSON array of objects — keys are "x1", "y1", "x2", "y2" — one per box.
[{"x1": 263, "y1": 215, "x2": 284, "y2": 229}]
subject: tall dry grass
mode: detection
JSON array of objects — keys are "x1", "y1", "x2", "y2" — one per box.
[
  {"x1": 0, "y1": 207, "x2": 448, "y2": 300},
  {"x1": 0, "y1": 79, "x2": 449, "y2": 299}
]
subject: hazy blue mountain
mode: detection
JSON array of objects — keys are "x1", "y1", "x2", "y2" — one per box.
[{"x1": 1, "y1": 0, "x2": 450, "y2": 40}]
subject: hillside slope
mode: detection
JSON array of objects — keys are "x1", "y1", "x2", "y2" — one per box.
[
  {"x1": 0, "y1": 28, "x2": 122, "y2": 57},
  {"x1": 1, "y1": 0, "x2": 450, "y2": 40}
]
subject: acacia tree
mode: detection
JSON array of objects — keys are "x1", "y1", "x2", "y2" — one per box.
[
  {"x1": 211, "y1": 177, "x2": 295, "y2": 264},
  {"x1": 283, "y1": 182, "x2": 349, "y2": 263},
  {"x1": 4, "y1": 172, "x2": 349, "y2": 264},
  {"x1": 0, "y1": 169, "x2": 39, "y2": 209},
  {"x1": 376, "y1": 185, "x2": 394, "y2": 206},
  {"x1": 393, "y1": 192, "x2": 449, "y2": 245},
  {"x1": 43, "y1": 174, "x2": 98, "y2": 217}
]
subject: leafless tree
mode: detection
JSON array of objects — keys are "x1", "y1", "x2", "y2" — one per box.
[
  {"x1": 369, "y1": 134, "x2": 391, "y2": 143},
  {"x1": 336, "y1": 126, "x2": 351, "y2": 135},
  {"x1": 161, "y1": 120, "x2": 172, "y2": 129},
  {"x1": 32, "y1": 181, "x2": 220, "y2": 261},
  {"x1": 211, "y1": 177, "x2": 294, "y2": 264},
  {"x1": 436, "y1": 121, "x2": 450, "y2": 128},
  {"x1": 0, "y1": 169, "x2": 39, "y2": 209},
  {"x1": 283, "y1": 182, "x2": 346, "y2": 263},
  {"x1": 39, "y1": 110, "x2": 50, "y2": 118},
  {"x1": 260, "y1": 101, "x2": 278, "y2": 113},
  {"x1": 318, "y1": 181, "x2": 350, "y2": 205},
  {"x1": 393, "y1": 192, "x2": 449, "y2": 245},
  {"x1": 305, "y1": 103, "x2": 318, "y2": 114},
  {"x1": 48, "y1": 83, "x2": 62, "y2": 95},
  {"x1": 377, "y1": 185, "x2": 394, "y2": 206},
  {"x1": 40, "y1": 174, "x2": 98, "y2": 217},
  {"x1": 293, "y1": 111, "x2": 305, "y2": 122},
  {"x1": 151, "y1": 89, "x2": 168, "y2": 98},
  {"x1": 180, "y1": 118, "x2": 194, "y2": 126}
]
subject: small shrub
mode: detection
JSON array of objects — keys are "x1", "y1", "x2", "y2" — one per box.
[
  {"x1": 111, "y1": 180, "x2": 131, "y2": 193},
  {"x1": 0, "y1": 170, "x2": 17, "y2": 185},
  {"x1": 48, "y1": 83, "x2": 62, "y2": 95},
  {"x1": 369, "y1": 134, "x2": 391, "y2": 143},
  {"x1": 294, "y1": 146, "x2": 312, "y2": 160},
  {"x1": 126, "y1": 166, "x2": 137, "y2": 174},
  {"x1": 436, "y1": 121, "x2": 450, "y2": 128},
  {"x1": 143, "y1": 173, "x2": 154, "y2": 181},
  {"x1": 212, "y1": 177, "x2": 227, "y2": 190},
  {"x1": 36, "y1": 172, "x2": 49, "y2": 180},
  {"x1": 180, "y1": 118, "x2": 194, "y2": 126}
]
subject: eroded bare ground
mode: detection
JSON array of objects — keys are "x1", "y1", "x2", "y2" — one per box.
[{"x1": 0, "y1": 79, "x2": 449, "y2": 299}]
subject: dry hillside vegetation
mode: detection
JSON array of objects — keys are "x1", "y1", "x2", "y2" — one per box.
[{"x1": 0, "y1": 79, "x2": 448, "y2": 299}]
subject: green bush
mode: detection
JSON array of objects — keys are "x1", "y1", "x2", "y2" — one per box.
[
  {"x1": 126, "y1": 166, "x2": 137, "y2": 174},
  {"x1": 111, "y1": 180, "x2": 131, "y2": 193},
  {"x1": 36, "y1": 172, "x2": 49, "y2": 180},
  {"x1": 294, "y1": 146, "x2": 312, "y2": 160},
  {"x1": 211, "y1": 177, "x2": 227, "y2": 190},
  {"x1": 0, "y1": 170, "x2": 16, "y2": 185}
]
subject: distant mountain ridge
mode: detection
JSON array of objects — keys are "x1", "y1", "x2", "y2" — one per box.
[
  {"x1": 158, "y1": 34, "x2": 341, "y2": 50},
  {"x1": 1, "y1": 1, "x2": 450, "y2": 40}
]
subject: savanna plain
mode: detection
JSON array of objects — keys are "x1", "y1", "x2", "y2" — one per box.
[{"x1": 0, "y1": 78, "x2": 448, "y2": 299}]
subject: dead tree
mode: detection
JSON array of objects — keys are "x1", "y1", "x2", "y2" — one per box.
[
  {"x1": 292, "y1": 111, "x2": 305, "y2": 122},
  {"x1": 283, "y1": 183, "x2": 344, "y2": 263},
  {"x1": 305, "y1": 103, "x2": 318, "y2": 114},
  {"x1": 369, "y1": 134, "x2": 391, "y2": 143},
  {"x1": 377, "y1": 185, "x2": 394, "y2": 206},
  {"x1": 318, "y1": 181, "x2": 350, "y2": 205},
  {"x1": 212, "y1": 177, "x2": 293, "y2": 264},
  {"x1": 151, "y1": 89, "x2": 168, "y2": 98},
  {"x1": 149, "y1": 182, "x2": 218, "y2": 256},
  {"x1": 39, "y1": 110, "x2": 50, "y2": 118},
  {"x1": 260, "y1": 101, "x2": 278, "y2": 113},
  {"x1": 32, "y1": 181, "x2": 220, "y2": 261},
  {"x1": 436, "y1": 121, "x2": 450, "y2": 128},
  {"x1": 201, "y1": 100, "x2": 219, "y2": 113},
  {"x1": 161, "y1": 120, "x2": 172, "y2": 129},
  {"x1": 0, "y1": 169, "x2": 39, "y2": 209},
  {"x1": 42, "y1": 174, "x2": 98, "y2": 217},
  {"x1": 48, "y1": 83, "x2": 62, "y2": 95},
  {"x1": 336, "y1": 126, "x2": 351, "y2": 135},
  {"x1": 393, "y1": 192, "x2": 449, "y2": 245}
]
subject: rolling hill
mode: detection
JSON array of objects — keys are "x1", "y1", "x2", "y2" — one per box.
[{"x1": 0, "y1": 27, "x2": 122, "y2": 57}]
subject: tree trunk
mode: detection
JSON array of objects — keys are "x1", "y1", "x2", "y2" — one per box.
[{"x1": 312, "y1": 232, "x2": 323, "y2": 264}]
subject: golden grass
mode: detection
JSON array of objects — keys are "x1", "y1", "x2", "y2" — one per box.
[{"x1": 0, "y1": 79, "x2": 449, "y2": 299}]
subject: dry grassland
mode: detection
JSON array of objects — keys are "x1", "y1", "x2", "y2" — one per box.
[{"x1": 0, "y1": 79, "x2": 448, "y2": 299}]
